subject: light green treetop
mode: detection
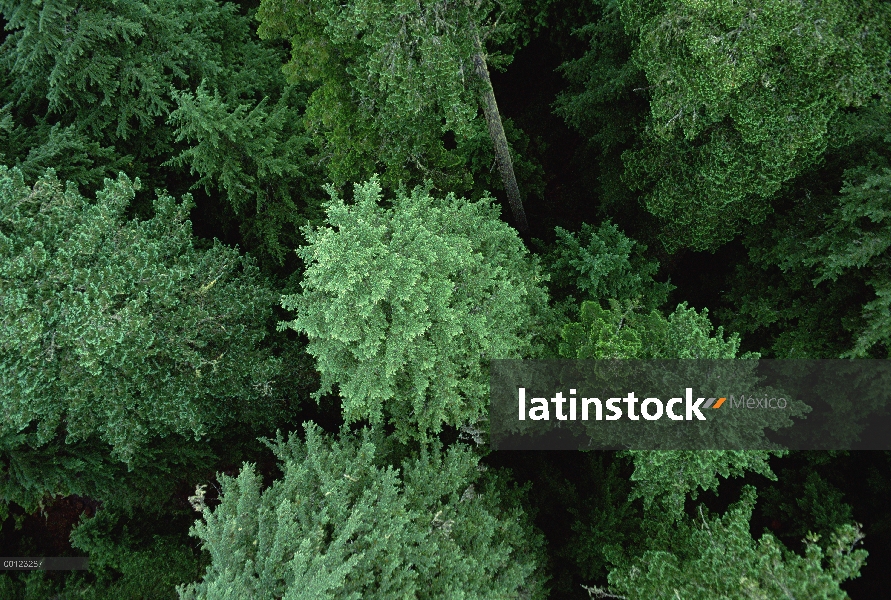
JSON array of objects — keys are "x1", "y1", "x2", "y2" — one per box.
[
  {"x1": 559, "y1": 300, "x2": 777, "y2": 515},
  {"x1": 597, "y1": 486, "x2": 866, "y2": 600},
  {"x1": 178, "y1": 422, "x2": 547, "y2": 599},
  {"x1": 559, "y1": 300, "x2": 743, "y2": 361},
  {"x1": 279, "y1": 177, "x2": 549, "y2": 441}
]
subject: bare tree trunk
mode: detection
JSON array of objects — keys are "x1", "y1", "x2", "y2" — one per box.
[{"x1": 471, "y1": 30, "x2": 529, "y2": 233}]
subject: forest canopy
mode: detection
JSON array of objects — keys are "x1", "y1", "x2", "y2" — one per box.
[{"x1": 0, "y1": 0, "x2": 889, "y2": 598}]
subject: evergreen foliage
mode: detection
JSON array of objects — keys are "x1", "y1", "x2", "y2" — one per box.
[
  {"x1": 717, "y1": 98, "x2": 891, "y2": 358},
  {"x1": 557, "y1": 0, "x2": 891, "y2": 251},
  {"x1": 179, "y1": 422, "x2": 547, "y2": 599},
  {"x1": 600, "y1": 487, "x2": 867, "y2": 600},
  {"x1": 802, "y1": 168, "x2": 891, "y2": 357},
  {"x1": 0, "y1": 508, "x2": 204, "y2": 599},
  {"x1": 0, "y1": 0, "x2": 887, "y2": 596},
  {"x1": 553, "y1": 0, "x2": 648, "y2": 216},
  {"x1": 545, "y1": 221, "x2": 671, "y2": 311},
  {"x1": 0, "y1": 427, "x2": 216, "y2": 514},
  {"x1": 760, "y1": 466, "x2": 855, "y2": 546},
  {"x1": 67, "y1": 508, "x2": 204, "y2": 599},
  {"x1": 624, "y1": 448, "x2": 777, "y2": 517},
  {"x1": 0, "y1": 0, "x2": 268, "y2": 160},
  {"x1": 167, "y1": 82, "x2": 325, "y2": 267},
  {"x1": 726, "y1": 164, "x2": 891, "y2": 358},
  {"x1": 0, "y1": 0, "x2": 315, "y2": 265},
  {"x1": 559, "y1": 300, "x2": 743, "y2": 361},
  {"x1": 280, "y1": 177, "x2": 549, "y2": 441},
  {"x1": 0, "y1": 167, "x2": 283, "y2": 502},
  {"x1": 254, "y1": 0, "x2": 546, "y2": 202},
  {"x1": 558, "y1": 299, "x2": 777, "y2": 515}
]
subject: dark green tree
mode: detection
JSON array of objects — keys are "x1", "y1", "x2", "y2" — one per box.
[
  {"x1": 544, "y1": 220, "x2": 672, "y2": 311},
  {"x1": 0, "y1": 0, "x2": 270, "y2": 180},
  {"x1": 0, "y1": 0, "x2": 320, "y2": 267},
  {"x1": 256, "y1": 0, "x2": 547, "y2": 230},
  {"x1": 0, "y1": 506, "x2": 206, "y2": 599},
  {"x1": 559, "y1": 299, "x2": 777, "y2": 515},
  {"x1": 719, "y1": 100, "x2": 891, "y2": 358},
  {"x1": 553, "y1": 0, "x2": 649, "y2": 222},
  {"x1": 0, "y1": 167, "x2": 284, "y2": 507},
  {"x1": 166, "y1": 82, "x2": 325, "y2": 268},
  {"x1": 557, "y1": 0, "x2": 891, "y2": 251},
  {"x1": 550, "y1": 293, "x2": 868, "y2": 598}
]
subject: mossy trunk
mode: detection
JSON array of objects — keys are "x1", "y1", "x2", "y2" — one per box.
[{"x1": 471, "y1": 30, "x2": 529, "y2": 234}]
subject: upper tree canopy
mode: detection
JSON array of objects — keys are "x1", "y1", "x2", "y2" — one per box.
[
  {"x1": 255, "y1": 0, "x2": 531, "y2": 195},
  {"x1": 0, "y1": 168, "x2": 282, "y2": 465},
  {"x1": 602, "y1": 486, "x2": 867, "y2": 600},
  {"x1": 559, "y1": 0, "x2": 891, "y2": 251},
  {"x1": 279, "y1": 177, "x2": 549, "y2": 441},
  {"x1": 0, "y1": 0, "x2": 248, "y2": 139},
  {"x1": 0, "y1": 0, "x2": 295, "y2": 201},
  {"x1": 544, "y1": 220, "x2": 672, "y2": 311},
  {"x1": 179, "y1": 422, "x2": 546, "y2": 599}
]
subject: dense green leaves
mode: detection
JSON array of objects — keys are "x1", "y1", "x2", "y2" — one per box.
[
  {"x1": 280, "y1": 177, "x2": 549, "y2": 441},
  {"x1": 624, "y1": 448, "x2": 777, "y2": 517},
  {"x1": 167, "y1": 82, "x2": 325, "y2": 266},
  {"x1": 545, "y1": 221, "x2": 671, "y2": 310},
  {"x1": 179, "y1": 422, "x2": 546, "y2": 599},
  {"x1": 803, "y1": 167, "x2": 891, "y2": 357},
  {"x1": 0, "y1": 507, "x2": 205, "y2": 599},
  {"x1": 255, "y1": 0, "x2": 543, "y2": 200},
  {"x1": 602, "y1": 487, "x2": 867, "y2": 600},
  {"x1": 559, "y1": 300, "x2": 743, "y2": 360},
  {"x1": 0, "y1": 0, "x2": 313, "y2": 266},
  {"x1": 719, "y1": 103, "x2": 891, "y2": 358},
  {"x1": 1, "y1": 0, "x2": 888, "y2": 596},
  {"x1": 624, "y1": 0, "x2": 890, "y2": 251},
  {"x1": 558, "y1": 0, "x2": 891, "y2": 251},
  {"x1": 0, "y1": 0, "x2": 269, "y2": 140},
  {"x1": 0, "y1": 168, "x2": 282, "y2": 465},
  {"x1": 559, "y1": 299, "x2": 777, "y2": 516}
]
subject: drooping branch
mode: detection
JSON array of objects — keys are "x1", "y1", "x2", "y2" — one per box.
[{"x1": 471, "y1": 28, "x2": 529, "y2": 233}]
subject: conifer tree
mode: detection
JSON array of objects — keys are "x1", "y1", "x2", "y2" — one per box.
[
  {"x1": 557, "y1": 300, "x2": 865, "y2": 599},
  {"x1": 559, "y1": 300, "x2": 743, "y2": 361},
  {"x1": 596, "y1": 487, "x2": 866, "y2": 600},
  {"x1": 255, "y1": 0, "x2": 539, "y2": 230},
  {"x1": 0, "y1": 0, "x2": 319, "y2": 265},
  {"x1": 0, "y1": 167, "x2": 284, "y2": 506},
  {"x1": 166, "y1": 82, "x2": 325, "y2": 267},
  {"x1": 0, "y1": 1, "x2": 886, "y2": 596},
  {"x1": 280, "y1": 177, "x2": 550, "y2": 442},
  {"x1": 557, "y1": 0, "x2": 891, "y2": 251},
  {"x1": 717, "y1": 97, "x2": 891, "y2": 359},
  {"x1": 559, "y1": 299, "x2": 779, "y2": 515},
  {"x1": 0, "y1": 0, "x2": 272, "y2": 167},
  {"x1": 178, "y1": 422, "x2": 547, "y2": 599},
  {"x1": 724, "y1": 163, "x2": 891, "y2": 359},
  {"x1": 545, "y1": 220, "x2": 672, "y2": 311}
]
